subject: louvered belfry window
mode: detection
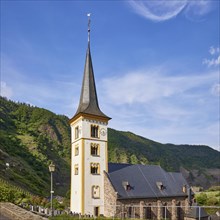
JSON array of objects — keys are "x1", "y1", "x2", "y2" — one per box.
[
  {"x1": 91, "y1": 163, "x2": 100, "y2": 174},
  {"x1": 91, "y1": 143, "x2": 99, "y2": 156},
  {"x1": 91, "y1": 125, "x2": 99, "y2": 138}
]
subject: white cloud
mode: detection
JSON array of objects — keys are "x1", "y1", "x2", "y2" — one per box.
[
  {"x1": 211, "y1": 84, "x2": 220, "y2": 96},
  {"x1": 100, "y1": 68, "x2": 219, "y2": 150},
  {"x1": 203, "y1": 46, "x2": 220, "y2": 67},
  {"x1": 128, "y1": 0, "x2": 213, "y2": 22},
  {"x1": 203, "y1": 56, "x2": 220, "y2": 67},
  {"x1": 209, "y1": 46, "x2": 220, "y2": 55},
  {"x1": 101, "y1": 69, "x2": 218, "y2": 105},
  {"x1": 129, "y1": 0, "x2": 187, "y2": 22},
  {"x1": 0, "y1": 81, "x2": 13, "y2": 98},
  {"x1": 184, "y1": 0, "x2": 212, "y2": 18}
]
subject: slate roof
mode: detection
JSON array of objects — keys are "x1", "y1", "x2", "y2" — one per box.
[
  {"x1": 71, "y1": 44, "x2": 111, "y2": 121},
  {"x1": 108, "y1": 163, "x2": 188, "y2": 199}
]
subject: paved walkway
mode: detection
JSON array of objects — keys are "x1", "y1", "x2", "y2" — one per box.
[{"x1": 0, "y1": 202, "x2": 48, "y2": 220}]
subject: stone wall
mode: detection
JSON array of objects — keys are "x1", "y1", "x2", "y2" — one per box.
[
  {"x1": 103, "y1": 171, "x2": 118, "y2": 217},
  {"x1": 112, "y1": 197, "x2": 189, "y2": 220}
]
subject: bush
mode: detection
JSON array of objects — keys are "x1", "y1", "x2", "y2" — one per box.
[
  {"x1": 0, "y1": 185, "x2": 15, "y2": 202},
  {"x1": 196, "y1": 193, "x2": 208, "y2": 205},
  {"x1": 206, "y1": 197, "x2": 219, "y2": 205}
]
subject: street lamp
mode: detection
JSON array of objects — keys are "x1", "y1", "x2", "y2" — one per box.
[{"x1": 49, "y1": 162, "x2": 55, "y2": 216}]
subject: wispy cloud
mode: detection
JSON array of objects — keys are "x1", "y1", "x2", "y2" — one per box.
[
  {"x1": 203, "y1": 56, "x2": 220, "y2": 67},
  {"x1": 128, "y1": 0, "x2": 214, "y2": 22},
  {"x1": 2, "y1": 55, "x2": 219, "y2": 149},
  {"x1": 129, "y1": 0, "x2": 187, "y2": 22},
  {"x1": 209, "y1": 46, "x2": 220, "y2": 55},
  {"x1": 203, "y1": 46, "x2": 220, "y2": 67},
  {"x1": 101, "y1": 66, "x2": 219, "y2": 149},
  {"x1": 101, "y1": 69, "x2": 218, "y2": 105}
]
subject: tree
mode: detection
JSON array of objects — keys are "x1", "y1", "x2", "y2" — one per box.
[{"x1": 196, "y1": 193, "x2": 208, "y2": 205}]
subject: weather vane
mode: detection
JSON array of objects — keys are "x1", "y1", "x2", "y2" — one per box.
[{"x1": 87, "y1": 13, "x2": 91, "y2": 42}]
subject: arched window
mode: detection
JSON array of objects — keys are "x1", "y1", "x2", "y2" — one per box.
[
  {"x1": 75, "y1": 145, "x2": 79, "y2": 156},
  {"x1": 91, "y1": 125, "x2": 99, "y2": 138},
  {"x1": 91, "y1": 143, "x2": 99, "y2": 156},
  {"x1": 162, "y1": 203, "x2": 170, "y2": 219},
  {"x1": 90, "y1": 163, "x2": 100, "y2": 174},
  {"x1": 146, "y1": 204, "x2": 152, "y2": 219},
  {"x1": 128, "y1": 207, "x2": 132, "y2": 218},
  {"x1": 75, "y1": 126, "x2": 79, "y2": 139},
  {"x1": 162, "y1": 203, "x2": 167, "y2": 219},
  {"x1": 177, "y1": 202, "x2": 182, "y2": 220}
]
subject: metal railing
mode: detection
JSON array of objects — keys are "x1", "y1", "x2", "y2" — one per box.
[{"x1": 84, "y1": 204, "x2": 220, "y2": 220}]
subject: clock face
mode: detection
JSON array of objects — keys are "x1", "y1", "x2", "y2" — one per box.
[{"x1": 100, "y1": 128, "x2": 106, "y2": 136}]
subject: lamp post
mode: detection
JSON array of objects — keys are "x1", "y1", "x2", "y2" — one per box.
[{"x1": 49, "y1": 162, "x2": 55, "y2": 217}]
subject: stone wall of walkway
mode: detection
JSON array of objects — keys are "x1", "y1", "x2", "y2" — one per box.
[{"x1": 0, "y1": 202, "x2": 48, "y2": 220}]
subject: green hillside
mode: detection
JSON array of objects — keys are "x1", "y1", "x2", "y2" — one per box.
[
  {"x1": 0, "y1": 96, "x2": 219, "y2": 197},
  {"x1": 0, "y1": 96, "x2": 70, "y2": 196},
  {"x1": 108, "y1": 129, "x2": 220, "y2": 171}
]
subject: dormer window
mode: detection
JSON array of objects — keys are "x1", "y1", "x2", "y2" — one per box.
[
  {"x1": 126, "y1": 184, "x2": 131, "y2": 191},
  {"x1": 182, "y1": 185, "x2": 187, "y2": 193},
  {"x1": 156, "y1": 182, "x2": 165, "y2": 190},
  {"x1": 122, "y1": 181, "x2": 131, "y2": 191},
  {"x1": 91, "y1": 125, "x2": 99, "y2": 138}
]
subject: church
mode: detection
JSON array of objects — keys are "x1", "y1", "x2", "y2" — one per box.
[{"x1": 69, "y1": 18, "x2": 195, "y2": 220}]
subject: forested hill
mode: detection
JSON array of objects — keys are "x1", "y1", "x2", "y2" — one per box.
[
  {"x1": 0, "y1": 96, "x2": 219, "y2": 196},
  {"x1": 0, "y1": 96, "x2": 71, "y2": 196},
  {"x1": 108, "y1": 128, "x2": 220, "y2": 171}
]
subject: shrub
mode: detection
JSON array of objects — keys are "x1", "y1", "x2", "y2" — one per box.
[
  {"x1": 196, "y1": 193, "x2": 208, "y2": 205},
  {"x1": 206, "y1": 197, "x2": 219, "y2": 205}
]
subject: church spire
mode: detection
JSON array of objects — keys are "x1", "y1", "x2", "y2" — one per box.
[{"x1": 71, "y1": 15, "x2": 111, "y2": 121}]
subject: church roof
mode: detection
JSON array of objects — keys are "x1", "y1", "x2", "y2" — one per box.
[
  {"x1": 71, "y1": 44, "x2": 111, "y2": 121},
  {"x1": 108, "y1": 163, "x2": 188, "y2": 199}
]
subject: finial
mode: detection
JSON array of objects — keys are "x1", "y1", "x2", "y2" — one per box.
[{"x1": 87, "y1": 13, "x2": 91, "y2": 43}]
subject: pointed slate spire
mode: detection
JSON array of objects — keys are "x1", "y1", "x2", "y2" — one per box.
[{"x1": 72, "y1": 15, "x2": 111, "y2": 121}]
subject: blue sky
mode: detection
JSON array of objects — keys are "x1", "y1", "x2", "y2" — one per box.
[{"x1": 1, "y1": 0, "x2": 219, "y2": 150}]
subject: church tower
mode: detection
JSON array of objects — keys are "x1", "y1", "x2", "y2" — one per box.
[{"x1": 70, "y1": 16, "x2": 111, "y2": 216}]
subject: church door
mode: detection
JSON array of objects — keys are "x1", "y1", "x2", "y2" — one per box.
[{"x1": 94, "y1": 207, "x2": 99, "y2": 217}]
